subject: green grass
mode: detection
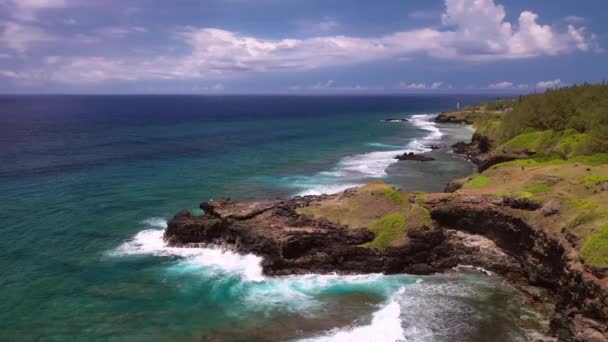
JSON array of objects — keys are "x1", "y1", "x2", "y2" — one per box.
[
  {"x1": 378, "y1": 188, "x2": 408, "y2": 206},
  {"x1": 524, "y1": 183, "x2": 551, "y2": 194},
  {"x1": 492, "y1": 153, "x2": 608, "y2": 169},
  {"x1": 570, "y1": 154, "x2": 608, "y2": 165},
  {"x1": 415, "y1": 206, "x2": 432, "y2": 225},
  {"x1": 568, "y1": 198, "x2": 599, "y2": 210},
  {"x1": 466, "y1": 175, "x2": 492, "y2": 188},
  {"x1": 581, "y1": 175, "x2": 608, "y2": 187},
  {"x1": 502, "y1": 129, "x2": 589, "y2": 158},
  {"x1": 580, "y1": 224, "x2": 608, "y2": 268},
  {"x1": 361, "y1": 213, "x2": 406, "y2": 250},
  {"x1": 567, "y1": 210, "x2": 608, "y2": 229}
]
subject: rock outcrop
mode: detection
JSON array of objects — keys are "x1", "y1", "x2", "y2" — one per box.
[
  {"x1": 165, "y1": 191, "x2": 608, "y2": 340},
  {"x1": 166, "y1": 195, "x2": 445, "y2": 275},
  {"x1": 395, "y1": 152, "x2": 435, "y2": 162},
  {"x1": 434, "y1": 110, "x2": 477, "y2": 124}
]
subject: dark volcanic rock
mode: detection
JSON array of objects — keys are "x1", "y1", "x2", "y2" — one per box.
[
  {"x1": 444, "y1": 178, "x2": 465, "y2": 193},
  {"x1": 430, "y1": 198, "x2": 608, "y2": 341},
  {"x1": 425, "y1": 144, "x2": 444, "y2": 150},
  {"x1": 165, "y1": 197, "x2": 446, "y2": 275},
  {"x1": 395, "y1": 152, "x2": 435, "y2": 162},
  {"x1": 166, "y1": 191, "x2": 608, "y2": 340},
  {"x1": 434, "y1": 111, "x2": 476, "y2": 124}
]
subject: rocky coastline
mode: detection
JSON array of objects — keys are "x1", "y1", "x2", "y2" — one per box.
[{"x1": 164, "y1": 117, "x2": 608, "y2": 341}]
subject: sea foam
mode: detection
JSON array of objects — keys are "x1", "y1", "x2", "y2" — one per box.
[
  {"x1": 110, "y1": 218, "x2": 266, "y2": 282},
  {"x1": 299, "y1": 288, "x2": 406, "y2": 342},
  {"x1": 291, "y1": 113, "x2": 443, "y2": 196}
]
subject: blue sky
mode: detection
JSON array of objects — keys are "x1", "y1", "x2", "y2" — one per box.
[{"x1": 0, "y1": 0, "x2": 606, "y2": 94}]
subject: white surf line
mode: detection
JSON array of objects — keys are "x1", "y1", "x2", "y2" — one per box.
[
  {"x1": 109, "y1": 218, "x2": 266, "y2": 282},
  {"x1": 297, "y1": 288, "x2": 406, "y2": 342},
  {"x1": 295, "y1": 113, "x2": 445, "y2": 196}
]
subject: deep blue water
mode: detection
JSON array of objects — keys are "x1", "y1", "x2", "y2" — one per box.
[{"x1": 0, "y1": 95, "x2": 534, "y2": 341}]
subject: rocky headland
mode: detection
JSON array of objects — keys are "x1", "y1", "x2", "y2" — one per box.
[
  {"x1": 165, "y1": 87, "x2": 608, "y2": 341},
  {"x1": 165, "y1": 179, "x2": 608, "y2": 340}
]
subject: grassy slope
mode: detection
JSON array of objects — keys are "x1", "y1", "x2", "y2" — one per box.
[
  {"x1": 458, "y1": 85, "x2": 608, "y2": 269},
  {"x1": 445, "y1": 157, "x2": 608, "y2": 269},
  {"x1": 300, "y1": 85, "x2": 608, "y2": 268},
  {"x1": 296, "y1": 182, "x2": 430, "y2": 250}
]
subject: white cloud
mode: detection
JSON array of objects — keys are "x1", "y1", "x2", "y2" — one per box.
[
  {"x1": 1, "y1": 0, "x2": 599, "y2": 84},
  {"x1": 487, "y1": 81, "x2": 529, "y2": 89},
  {"x1": 536, "y1": 79, "x2": 566, "y2": 89},
  {"x1": 289, "y1": 80, "x2": 372, "y2": 92},
  {"x1": 1, "y1": 0, "x2": 68, "y2": 21},
  {"x1": 488, "y1": 81, "x2": 514, "y2": 89},
  {"x1": 0, "y1": 21, "x2": 56, "y2": 53},
  {"x1": 63, "y1": 18, "x2": 77, "y2": 25},
  {"x1": 564, "y1": 16, "x2": 585, "y2": 24},
  {"x1": 95, "y1": 26, "x2": 147, "y2": 39},
  {"x1": 0, "y1": 69, "x2": 21, "y2": 78},
  {"x1": 399, "y1": 81, "x2": 444, "y2": 90},
  {"x1": 485, "y1": 80, "x2": 568, "y2": 90}
]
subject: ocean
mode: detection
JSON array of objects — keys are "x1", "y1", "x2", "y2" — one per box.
[{"x1": 0, "y1": 95, "x2": 536, "y2": 341}]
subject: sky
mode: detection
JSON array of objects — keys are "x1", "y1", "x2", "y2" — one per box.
[{"x1": 0, "y1": 0, "x2": 606, "y2": 94}]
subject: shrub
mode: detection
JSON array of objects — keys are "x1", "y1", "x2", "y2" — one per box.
[
  {"x1": 361, "y1": 214, "x2": 406, "y2": 250},
  {"x1": 580, "y1": 224, "x2": 608, "y2": 268}
]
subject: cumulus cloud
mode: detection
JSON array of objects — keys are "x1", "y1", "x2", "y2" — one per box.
[
  {"x1": 536, "y1": 79, "x2": 566, "y2": 89},
  {"x1": 399, "y1": 81, "x2": 444, "y2": 89},
  {"x1": 488, "y1": 81, "x2": 529, "y2": 89},
  {"x1": 0, "y1": 0, "x2": 599, "y2": 84},
  {"x1": 486, "y1": 80, "x2": 568, "y2": 90}
]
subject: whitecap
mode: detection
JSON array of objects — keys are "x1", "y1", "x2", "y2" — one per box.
[
  {"x1": 298, "y1": 288, "x2": 406, "y2": 342},
  {"x1": 109, "y1": 220, "x2": 266, "y2": 282},
  {"x1": 282, "y1": 113, "x2": 444, "y2": 196},
  {"x1": 409, "y1": 114, "x2": 443, "y2": 142},
  {"x1": 141, "y1": 217, "x2": 168, "y2": 229}
]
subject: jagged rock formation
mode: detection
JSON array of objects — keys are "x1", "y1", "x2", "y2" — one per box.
[
  {"x1": 394, "y1": 152, "x2": 436, "y2": 162},
  {"x1": 166, "y1": 187, "x2": 607, "y2": 340}
]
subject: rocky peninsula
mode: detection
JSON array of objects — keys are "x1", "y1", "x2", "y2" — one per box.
[{"x1": 165, "y1": 86, "x2": 608, "y2": 341}]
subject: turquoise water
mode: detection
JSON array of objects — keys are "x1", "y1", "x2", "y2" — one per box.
[{"x1": 0, "y1": 95, "x2": 532, "y2": 341}]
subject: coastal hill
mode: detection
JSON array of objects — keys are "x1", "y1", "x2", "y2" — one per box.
[{"x1": 165, "y1": 84, "x2": 608, "y2": 341}]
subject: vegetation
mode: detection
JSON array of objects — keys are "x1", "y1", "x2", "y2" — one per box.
[
  {"x1": 479, "y1": 83, "x2": 608, "y2": 156},
  {"x1": 361, "y1": 214, "x2": 406, "y2": 250},
  {"x1": 581, "y1": 175, "x2": 608, "y2": 187},
  {"x1": 580, "y1": 224, "x2": 608, "y2": 268},
  {"x1": 465, "y1": 175, "x2": 492, "y2": 188},
  {"x1": 492, "y1": 153, "x2": 608, "y2": 169},
  {"x1": 568, "y1": 199, "x2": 599, "y2": 210},
  {"x1": 524, "y1": 183, "x2": 551, "y2": 194},
  {"x1": 567, "y1": 210, "x2": 608, "y2": 229},
  {"x1": 378, "y1": 187, "x2": 408, "y2": 206},
  {"x1": 503, "y1": 129, "x2": 589, "y2": 158}
]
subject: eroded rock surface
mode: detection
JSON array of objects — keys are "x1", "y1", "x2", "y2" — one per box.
[{"x1": 166, "y1": 188, "x2": 608, "y2": 341}]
